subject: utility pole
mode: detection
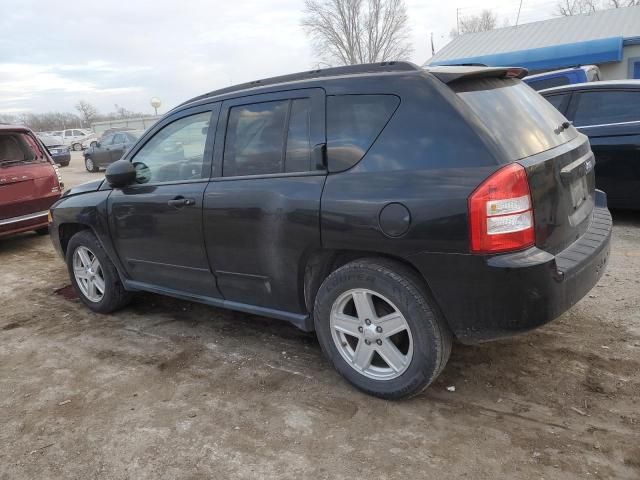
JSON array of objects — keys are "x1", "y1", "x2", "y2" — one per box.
[
  {"x1": 516, "y1": 0, "x2": 523, "y2": 26},
  {"x1": 456, "y1": 8, "x2": 460, "y2": 36}
]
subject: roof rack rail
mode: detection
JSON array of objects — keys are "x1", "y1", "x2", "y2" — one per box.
[{"x1": 177, "y1": 61, "x2": 420, "y2": 108}]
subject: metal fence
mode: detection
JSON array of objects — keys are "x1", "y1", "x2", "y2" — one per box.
[{"x1": 91, "y1": 116, "x2": 162, "y2": 136}]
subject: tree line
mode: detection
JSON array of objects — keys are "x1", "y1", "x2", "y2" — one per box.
[{"x1": 0, "y1": 100, "x2": 152, "y2": 133}]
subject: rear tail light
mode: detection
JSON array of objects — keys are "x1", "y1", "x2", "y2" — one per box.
[{"x1": 468, "y1": 163, "x2": 535, "y2": 254}]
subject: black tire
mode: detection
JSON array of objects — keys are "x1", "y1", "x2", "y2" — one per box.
[
  {"x1": 84, "y1": 156, "x2": 98, "y2": 172},
  {"x1": 35, "y1": 227, "x2": 49, "y2": 235},
  {"x1": 72, "y1": 142, "x2": 83, "y2": 151},
  {"x1": 60, "y1": 161, "x2": 70, "y2": 167},
  {"x1": 65, "y1": 230, "x2": 132, "y2": 313},
  {"x1": 314, "y1": 258, "x2": 452, "y2": 400}
]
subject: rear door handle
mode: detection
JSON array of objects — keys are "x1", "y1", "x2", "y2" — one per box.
[{"x1": 167, "y1": 196, "x2": 196, "y2": 208}]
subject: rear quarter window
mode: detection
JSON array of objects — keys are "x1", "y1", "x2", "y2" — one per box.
[
  {"x1": 327, "y1": 94, "x2": 400, "y2": 172},
  {"x1": 573, "y1": 90, "x2": 640, "y2": 127}
]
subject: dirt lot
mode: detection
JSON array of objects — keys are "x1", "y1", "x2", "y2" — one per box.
[{"x1": 1, "y1": 153, "x2": 639, "y2": 479}]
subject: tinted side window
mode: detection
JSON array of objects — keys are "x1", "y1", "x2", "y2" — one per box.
[
  {"x1": 113, "y1": 133, "x2": 126, "y2": 144},
  {"x1": 526, "y1": 75, "x2": 571, "y2": 91},
  {"x1": 224, "y1": 100, "x2": 288, "y2": 176},
  {"x1": 285, "y1": 98, "x2": 311, "y2": 173},
  {"x1": 131, "y1": 111, "x2": 211, "y2": 184},
  {"x1": 101, "y1": 134, "x2": 114, "y2": 146},
  {"x1": 573, "y1": 91, "x2": 640, "y2": 126},
  {"x1": 327, "y1": 95, "x2": 400, "y2": 171},
  {"x1": 544, "y1": 94, "x2": 569, "y2": 112}
]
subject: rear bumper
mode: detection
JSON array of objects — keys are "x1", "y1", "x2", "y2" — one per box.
[
  {"x1": 410, "y1": 190, "x2": 612, "y2": 344},
  {"x1": 52, "y1": 152, "x2": 71, "y2": 165}
]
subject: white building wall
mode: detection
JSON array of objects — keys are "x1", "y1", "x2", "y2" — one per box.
[{"x1": 599, "y1": 44, "x2": 640, "y2": 80}]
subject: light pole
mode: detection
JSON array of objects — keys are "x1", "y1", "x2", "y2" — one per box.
[{"x1": 150, "y1": 97, "x2": 161, "y2": 116}]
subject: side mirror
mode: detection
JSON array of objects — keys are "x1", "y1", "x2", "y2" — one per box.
[
  {"x1": 105, "y1": 160, "x2": 136, "y2": 188},
  {"x1": 91, "y1": 141, "x2": 98, "y2": 148}
]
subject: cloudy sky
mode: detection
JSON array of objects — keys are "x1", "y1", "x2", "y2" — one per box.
[{"x1": 0, "y1": 0, "x2": 557, "y2": 116}]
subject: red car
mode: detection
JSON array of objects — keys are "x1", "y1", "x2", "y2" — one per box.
[{"x1": 0, "y1": 125, "x2": 63, "y2": 237}]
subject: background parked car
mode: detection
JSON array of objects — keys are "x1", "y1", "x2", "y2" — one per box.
[
  {"x1": 61, "y1": 128, "x2": 95, "y2": 151},
  {"x1": 524, "y1": 65, "x2": 600, "y2": 91},
  {"x1": 39, "y1": 135, "x2": 71, "y2": 167},
  {"x1": 541, "y1": 80, "x2": 640, "y2": 209},
  {"x1": 0, "y1": 125, "x2": 63, "y2": 237},
  {"x1": 83, "y1": 130, "x2": 143, "y2": 172}
]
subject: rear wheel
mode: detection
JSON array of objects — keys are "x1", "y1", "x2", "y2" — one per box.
[
  {"x1": 314, "y1": 258, "x2": 451, "y2": 399},
  {"x1": 66, "y1": 230, "x2": 132, "y2": 313},
  {"x1": 84, "y1": 156, "x2": 98, "y2": 172}
]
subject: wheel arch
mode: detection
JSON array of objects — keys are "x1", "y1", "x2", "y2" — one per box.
[{"x1": 303, "y1": 249, "x2": 449, "y2": 333}]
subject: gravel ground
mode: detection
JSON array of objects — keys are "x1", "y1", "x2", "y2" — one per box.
[{"x1": 1, "y1": 153, "x2": 639, "y2": 479}]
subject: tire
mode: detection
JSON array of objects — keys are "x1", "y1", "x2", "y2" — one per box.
[
  {"x1": 35, "y1": 227, "x2": 49, "y2": 236},
  {"x1": 314, "y1": 258, "x2": 452, "y2": 400},
  {"x1": 60, "y1": 161, "x2": 70, "y2": 167},
  {"x1": 72, "y1": 142, "x2": 83, "y2": 151},
  {"x1": 84, "y1": 156, "x2": 98, "y2": 172},
  {"x1": 65, "y1": 230, "x2": 132, "y2": 313}
]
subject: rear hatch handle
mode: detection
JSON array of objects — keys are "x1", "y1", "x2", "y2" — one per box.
[{"x1": 560, "y1": 152, "x2": 595, "y2": 186}]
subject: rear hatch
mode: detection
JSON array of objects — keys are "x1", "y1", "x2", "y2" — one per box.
[
  {"x1": 439, "y1": 70, "x2": 595, "y2": 254},
  {"x1": 0, "y1": 131, "x2": 61, "y2": 220}
]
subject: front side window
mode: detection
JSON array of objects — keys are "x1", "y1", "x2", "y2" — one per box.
[
  {"x1": 73, "y1": 130, "x2": 84, "y2": 136},
  {"x1": 131, "y1": 111, "x2": 211, "y2": 184},
  {"x1": 100, "y1": 134, "x2": 115, "y2": 146},
  {"x1": 113, "y1": 133, "x2": 126, "y2": 144},
  {"x1": 573, "y1": 90, "x2": 640, "y2": 127}
]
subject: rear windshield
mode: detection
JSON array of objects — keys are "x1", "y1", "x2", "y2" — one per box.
[
  {"x1": 453, "y1": 78, "x2": 577, "y2": 161},
  {"x1": 0, "y1": 132, "x2": 47, "y2": 167}
]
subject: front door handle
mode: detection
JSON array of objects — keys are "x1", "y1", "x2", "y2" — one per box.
[{"x1": 167, "y1": 196, "x2": 196, "y2": 208}]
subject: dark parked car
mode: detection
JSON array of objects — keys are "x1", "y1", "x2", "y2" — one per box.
[
  {"x1": 40, "y1": 135, "x2": 71, "y2": 167},
  {"x1": 541, "y1": 80, "x2": 640, "y2": 209},
  {"x1": 83, "y1": 130, "x2": 142, "y2": 172},
  {"x1": 1, "y1": 125, "x2": 63, "y2": 237},
  {"x1": 49, "y1": 63, "x2": 611, "y2": 399}
]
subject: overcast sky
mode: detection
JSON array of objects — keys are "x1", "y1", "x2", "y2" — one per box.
[{"x1": 0, "y1": 0, "x2": 557, "y2": 116}]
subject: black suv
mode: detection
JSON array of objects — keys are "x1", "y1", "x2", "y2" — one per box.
[
  {"x1": 540, "y1": 80, "x2": 640, "y2": 209},
  {"x1": 50, "y1": 63, "x2": 611, "y2": 399}
]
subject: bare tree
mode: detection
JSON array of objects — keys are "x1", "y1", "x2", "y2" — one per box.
[
  {"x1": 556, "y1": 0, "x2": 639, "y2": 15},
  {"x1": 302, "y1": 0, "x2": 412, "y2": 66},
  {"x1": 450, "y1": 9, "x2": 500, "y2": 38},
  {"x1": 606, "y1": 0, "x2": 640, "y2": 6},
  {"x1": 75, "y1": 100, "x2": 98, "y2": 127}
]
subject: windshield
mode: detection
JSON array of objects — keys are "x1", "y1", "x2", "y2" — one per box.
[{"x1": 453, "y1": 78, "x2": 577, "y2": 161}]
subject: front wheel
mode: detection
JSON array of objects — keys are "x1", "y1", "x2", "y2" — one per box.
[
  {"x1": 72, "y1": 142, "x2": 83, "y2": 151},
  {"x1": 84, "y1": 156, "x2": 98, "y2": 172},
  {"x1": 66, "y1": 230, "x2": 132, "y2": 313},
  {"x1": 314, "y1": 259, "x2": 452, "y2": 399}
]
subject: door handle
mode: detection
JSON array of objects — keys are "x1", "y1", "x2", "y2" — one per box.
[{"x1": 167, "y1": 196, "x2": 196, "y2": 208}]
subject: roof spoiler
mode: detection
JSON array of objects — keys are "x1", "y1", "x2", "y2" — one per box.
[{"x1": 425, "y1": 66, "x2": 528, "y2": 84}]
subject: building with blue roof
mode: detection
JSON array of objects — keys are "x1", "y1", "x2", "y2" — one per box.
[{"x1": 426, "y1": 5, "x2": 640, "y2": 80}]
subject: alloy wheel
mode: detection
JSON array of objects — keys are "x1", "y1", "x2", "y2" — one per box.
[
  {"x1": 330, "y1": 288, "x2": 413, "y2": 380},
  {"x1": 72, "y1": 246, "x2": 105, "y2": 302}
]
